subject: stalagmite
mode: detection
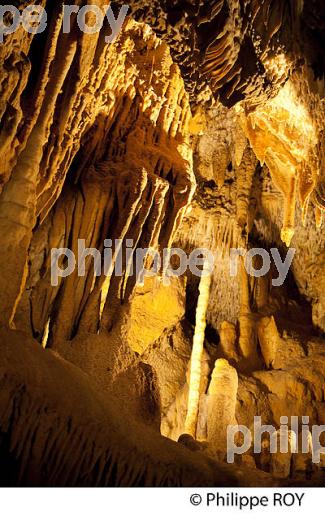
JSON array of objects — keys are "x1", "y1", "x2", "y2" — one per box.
[
  {"x1": 0, "y1": 329, "x2": 241, "y2": 487},
  {"x1": 207, "y1": 359, "x2": 238, "y2": 458},
  {"x1": 219, "y1": 321, "x2": 238, "y2": 363},
  {"x1": 238, "y1": 257, "x2": 259, "y2": 369},
  {"x1": 292, "y1": 431, "x2": 314, "y2": 478},
  {"x1": 259, "y1": 437, "x2": 271, "y2": 473},
  {"x1": 270, "y1": 430, "x2": 297, "y2": 478},
  {"x1": 257, "y1": 316, "x2": 280, "y2": 369},
  {"x1": 184, "y1": 263, "x2": 212, "y2": 438}
]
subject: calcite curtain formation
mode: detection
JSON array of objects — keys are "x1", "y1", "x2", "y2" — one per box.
[{"x1": 0, "y1": 8, "x2": 195, "y2": 337}]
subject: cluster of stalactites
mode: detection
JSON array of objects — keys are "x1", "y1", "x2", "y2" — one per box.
[
  {"x1": 0, "y1": 15, "x2": 196, "y2": 336},
  {"x1": 236, "y1": 75, "x2": 324, "y2": 245}
]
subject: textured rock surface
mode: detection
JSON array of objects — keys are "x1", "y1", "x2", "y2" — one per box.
[
  {"x1": 0, "y1": 328, "x2": 249, "y2": 486},
  {"x1": 125, "y1": 277, "x2": 186, "y2": 355},
  {"x1": 207, "y1": 359, "x2": 239, "y2": 457},
  {"x1": 0, "y1": 0, "x2": 324, "y2": 487}
]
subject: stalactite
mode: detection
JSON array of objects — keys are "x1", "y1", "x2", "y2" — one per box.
[
  {"x1": 0, "y1": 32, "x2": 77, "y2": 326},
  {"x1": 127, "y1": 0, "x2": 295, "y2": 108},
  {"x1": 237, "y1": 73, "x2": 323, "y2": 245},
  {"x1": 6, "y1": 19, "x2": 195, "y2": 341}
]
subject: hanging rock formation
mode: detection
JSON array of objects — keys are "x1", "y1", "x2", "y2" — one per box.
[{"x1": 0, "y1": 0, "x2": 324, "y2": 487}]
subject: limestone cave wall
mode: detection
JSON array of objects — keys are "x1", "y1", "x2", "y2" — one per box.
[{"x1": 0, "y1": 0, "x2": 324, "y2": 487}]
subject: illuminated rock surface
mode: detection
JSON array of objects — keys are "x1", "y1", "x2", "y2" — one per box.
[{"x1": 0, "y1": 1, "x2": 324, "y2": 486}]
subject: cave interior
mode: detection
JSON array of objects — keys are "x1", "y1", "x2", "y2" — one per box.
[{"x1": 0, "y1": 0, "x2": 324, "y2": 487}]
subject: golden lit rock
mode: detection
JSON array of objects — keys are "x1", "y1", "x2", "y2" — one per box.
[{"x1": 0, "y1": 0, "x2": 324, "y2": 488}]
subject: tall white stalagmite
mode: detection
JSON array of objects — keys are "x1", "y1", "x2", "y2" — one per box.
[{"x1": 184, "y1": 264, "x2": 212, "y2": 438}]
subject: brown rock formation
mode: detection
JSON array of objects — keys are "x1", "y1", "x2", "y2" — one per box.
[{"x1": 0, "y1": 0, "x2": 324, "y2": 487}]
